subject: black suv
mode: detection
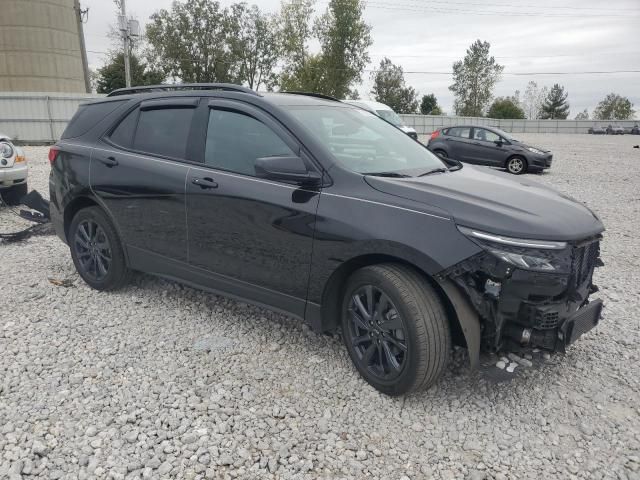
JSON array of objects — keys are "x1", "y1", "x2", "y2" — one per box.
[
  {"x1": 49, "y1": 84, "x2": 604, "y2": 395},
  {"x1": 427, "y1": 125, "x2": 553, "y2": 174}
]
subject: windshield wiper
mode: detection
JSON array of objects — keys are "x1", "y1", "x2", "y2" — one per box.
[
  {"x1": 417, "y1": 167, "x2": 448, "y2": 177},
  {"x1": 364, "y1": 171, "x2": 412, "y2": 178}
]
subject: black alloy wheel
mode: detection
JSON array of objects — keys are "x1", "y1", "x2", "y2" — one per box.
[
  {"x1": 347, "y1": 285, "x2": 408, "y2": 381},
  {"x1": 74, "y1": 219, "x2": 112, "y2": 282}
]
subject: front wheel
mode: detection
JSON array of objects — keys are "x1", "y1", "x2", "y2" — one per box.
[
  {"x1": 341, "y1": 264, "x2": 451, "y2": 396},
  {"x1": 69, "y1": 206, "x2": 130, "y2": 291},
  {"x1": 506, "y1": 156, "x2": 527, "y2": 175}
]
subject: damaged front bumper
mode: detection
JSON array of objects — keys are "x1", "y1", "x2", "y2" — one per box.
[{"x1": 438, "y1": 235, "x2": 604, "y2": 353}]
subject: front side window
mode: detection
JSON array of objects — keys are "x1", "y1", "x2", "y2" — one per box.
[
  {"x1": 289, "y1": 106, "x2": 444, "y2": 175},
  {"x1": 473, "y1": 128, "x2": 501, "y2": 143},
  {"x1": 204, "y1": 109, "x2": 294, "y2": 176},
  {"x1": 133, "y1": 107, "x2": 195, "y2": 159}
]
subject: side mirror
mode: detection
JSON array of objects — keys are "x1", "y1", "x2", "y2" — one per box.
[
  {"x1": 255, "y1": 155, "x2": 321, "y2": 185},
  {"x1": 494, "y1": 140, "x2": 503, "y2": 147}
]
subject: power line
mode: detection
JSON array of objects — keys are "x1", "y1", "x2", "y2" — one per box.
[{"x1": 368, "y1": 0, "x2": 640, "y2": 13}]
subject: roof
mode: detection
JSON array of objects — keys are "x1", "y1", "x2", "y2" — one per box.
[{"x1": 343, "y1": 99, "x2": 394, "y2": 112}]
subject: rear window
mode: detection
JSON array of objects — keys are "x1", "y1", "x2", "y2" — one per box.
[
  {"x1": 61, "y1": 100, "x2": 125, "y2": 139},
  {"x1": 133, "y1": 107, "x2": 195, "y2": 160}
]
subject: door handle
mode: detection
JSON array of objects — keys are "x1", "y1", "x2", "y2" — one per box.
[
  {"x1": 192, "y1": 177, "x2": 218, "y2": 189},
  {"x1": 98, "y1": 156, "x2": 119, "y2": 167}
]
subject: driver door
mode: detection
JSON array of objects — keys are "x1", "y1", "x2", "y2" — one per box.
[{"x1": 185, "y1": 99, "x2": 321, "y2": 317}]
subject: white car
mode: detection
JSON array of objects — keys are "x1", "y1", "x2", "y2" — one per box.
[
  {"x1": 342, "y1": 100, "x2": 419, "y2": 140},
  {"x1": 0, "y1": 134, "x2": 28, "y2": 205}
]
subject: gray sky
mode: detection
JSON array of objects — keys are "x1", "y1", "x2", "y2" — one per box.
[{"x1": 82, "y1": 0, "x2": 640, "y2": 118}]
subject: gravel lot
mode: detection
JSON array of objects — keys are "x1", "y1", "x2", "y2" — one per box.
[{"x1": 1, "y1": 134, "x2": 639, "y2": 480}]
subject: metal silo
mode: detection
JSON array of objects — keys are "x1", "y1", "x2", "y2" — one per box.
[{"x1": 0, "y1": 0, "x2": 90, "y2": 93}]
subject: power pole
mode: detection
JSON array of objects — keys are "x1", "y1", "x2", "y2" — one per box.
[
  {"x1": 74, "y1": 0, "x2": 91, "y2": 93},
  {"x1": 119, "y1": 0, "x2": 131, "y2": 88}
]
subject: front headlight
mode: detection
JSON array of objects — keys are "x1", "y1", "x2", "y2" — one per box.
[
  {"x1": 526, "y1": 146, "x2": 545, "y2": 155},
  {"x1": 459, "y1": 226, "x2": 570, "y2": 272},
  {"x1": 0, "y1": 142, "x2": 14, "y2": 159}
]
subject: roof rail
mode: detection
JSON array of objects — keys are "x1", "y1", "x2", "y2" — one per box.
[
  {"x1": 281, "y1": 91, "x2": 341, "y2": 102},
  {"x1": 106, "y1": 83, "x2": 259, "y2": 98}
]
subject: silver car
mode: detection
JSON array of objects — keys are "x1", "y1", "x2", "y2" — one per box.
[{"x1": 0, "y1": 134, "x2": 28, "y2": 205}]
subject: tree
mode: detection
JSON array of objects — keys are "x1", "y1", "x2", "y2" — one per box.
[
  {"x1": 95, "y1": 53, "x2": 164, "y2": 94},
  {"x1": 420, "y1": 94, "x2": 440, "y2": 115},
  {"x1": 540, "y1": 84, "x2": 570, "y2": 119},
  {"x1": 487, "y1": 96, "x2": 525, "y2": 119},
  {"x1": 146, "y1": 0, "x2": 240, "y2": 83},
  {"x1": 593, "y1": 93, "x2": 636, "y2": 120},
  {"x1": 575, "y1": 109, "x2": 589, "y2": 120},
  {"x1": 449, "y1": 40, "x2": 503, "y2": 117},
  {"x1": 313, "y1": 0, "x2": 372, "y2": 98},
  {"x1": 522, "y1": 81, "x2": 548, "y2": 119},
  {"x1": 370, "y1": 58, "x2": 419, "y2": 113},
  {"x1": 229, "y1": 4, "x2": 281, "y2": 90}
]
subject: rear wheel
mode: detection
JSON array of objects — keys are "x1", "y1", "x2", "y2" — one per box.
[
  {"x1": 506, "y1": 156, "x2": 527, "y2": 175},
  {"x1": 69, "y1": 207, "x2": 129, "y2": 291},
  {"x1": 341, "y1": 264, "x2": 450, "y2": 396},
  {"x1": 433, "y1": 149, "x2": 448, "y2": 158},
  {"x1": 1, "y1": 183, "x2": 27, "y2": 206}
]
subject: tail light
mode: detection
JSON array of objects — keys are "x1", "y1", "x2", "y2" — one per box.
[
  {"x1": 48, "y1": 146, "x2": 60, "y2": 165},
  {"x1": 430, "y1": 130, "x2": 441, "y2": 141}
]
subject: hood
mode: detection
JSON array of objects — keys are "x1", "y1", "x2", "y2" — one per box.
[
  {"x1": 365, "y1": 165, "x2": 604, "y2": 242},
  {"x1": 0, "y1": 133, "x2": 11, "y2": 142},
  {"x1": 510, "y1": 139, "x2": 549, "y2": 153}
]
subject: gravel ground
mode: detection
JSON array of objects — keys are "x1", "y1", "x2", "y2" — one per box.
[{"x1": 1, "y1": 135, "x2": 639, "y2": 480}]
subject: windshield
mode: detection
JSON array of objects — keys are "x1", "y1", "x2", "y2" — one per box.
[
  {"x1": 375, "y1": 109, "x2": 402, "y2": 126},
  {"x1": 288, "y1": 106, "x2": 445, "y2": 175}
]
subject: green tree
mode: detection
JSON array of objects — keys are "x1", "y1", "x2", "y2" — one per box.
[
  {"x1": 313, "y1": 0, "x2": 372, "y2": 98},
  {"x1": 229, "y1": 4, "x2": 281, "y2": 90},
  {"x1": 487, "y1": 96, "x2": 525, "y2": 119},
  {"x1": 449, "y1": 40, "x2": 503, "y2": 116},
  {"x1": 522, "y1": 81, "x2": 548, "y2": 119},
  {"x1": 96, "y1": 53, "x2": 164, "y2": 94},
  {"x1": 575, "y1": 109, "x2": 589, "y2": 120},
  {"x1": 370, "y1": 58, "x2": 418, "y2": 113},
  {"x1": 593, "y1": 93, "x2": 636, "y2": 120},
  {"x1": 540, "y1": 84, "x2": 570, "y2": 119},
  {"x1": 146, "y1": 0, "x2": 240, "y2": 83},
  {"x1": 278, "y1": 0, "x2": 315, "y2": 72},
  {"x1": 420, "y1": 93, "x2": 440, "y2": 115}
]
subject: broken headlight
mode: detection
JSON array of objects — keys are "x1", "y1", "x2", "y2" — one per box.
[{"x1": 458, "y1": 226, "x2": 570, "y2": 272}]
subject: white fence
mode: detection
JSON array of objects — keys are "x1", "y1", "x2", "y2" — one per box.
[
  {"x1": 399, "y1": 114, "x2": 639, "y2": 135},
  {"x1": 0, "y1": 92, "x2": 102, "y2": 143},
  {"x1": 1, "y1": 92, "x2": 638, "y2": 142}
]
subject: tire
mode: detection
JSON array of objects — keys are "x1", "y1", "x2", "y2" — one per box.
[
  {"x1": 506, "y1": 156, "x2": 527, "y2": 175},
  {"x1": 433, "y1": 149, "x2": 448, "y2": 158},
  {"x1": 69, "y1": 206, "x2": 130, "y2": 291},
  {"x1": 341, "y1": 264, "x2": 451, "y2": 396},
  {"x1": 1, "y1": 183, "x2": 27, "y2": 206}
]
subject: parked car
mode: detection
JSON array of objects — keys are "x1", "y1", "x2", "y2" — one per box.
[
  {"x1": 343, "y1": 100, "x2": 418, "y2": 140},
  {"x1": 627, "y1": 124, "x2": 640, "y2": 135},
  {"x1": 588, "y1": 125, "x2": 606, "y2": 135},
  {"x1": 427, "y1": 125, "x2": 552, "y2": 174},
  {"x1": 606, "y1": 124, "x2": 625, "y2": 135},
  {"x1": 0, "y1": 134, "x2": 28, "y2": 205},
  {"x1": 50, "y1": 84, "x2": 604, "y2": 396}
]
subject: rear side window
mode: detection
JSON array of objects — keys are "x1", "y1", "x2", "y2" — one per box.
[
  {"x1": 109, "y1": 108, "x2": 139, "y2": 148},
  {"x1": 204, "y1": 109, "x2": 294, "y2": 176},
  {"x1": 133, "y1": 107, "x2": 195, "y2": 160},
  {"x1": 447, "y1": 127, "x2": 471, "y2": 138},
  {"x1": 61, "y1": 100, "x2": 125, "y2": 139}
]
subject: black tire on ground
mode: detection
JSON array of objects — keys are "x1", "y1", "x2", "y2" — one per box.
[
  {"x1": 1, "y1": 183, "x2": 28, "y2": 206},
  {"x1": 433, "y1": 149, "x2": 448, "y2": 158},
  {"x1": 506, "y1": 156, "x2": 527, "y2": 175},
  {"x1": 341, "y1": 264, "x2": 451, "y2": 396},
  {"x1": 69, "y1": 206, "x2": 130, "y2": 291}
]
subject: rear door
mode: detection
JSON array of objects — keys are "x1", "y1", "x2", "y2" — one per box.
[
  {"x1": 443, "y1": 126, "x2": 475, "y2": 162},
  {"x1": 185, "y1": 99, "x2": 321, "y2": 316},
  {"x1": 91, "y1": 98, "x2": 198, "y2": 263},
  {"x1": 468, "y1": 127, "x2": 509, "y2": 166}
]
